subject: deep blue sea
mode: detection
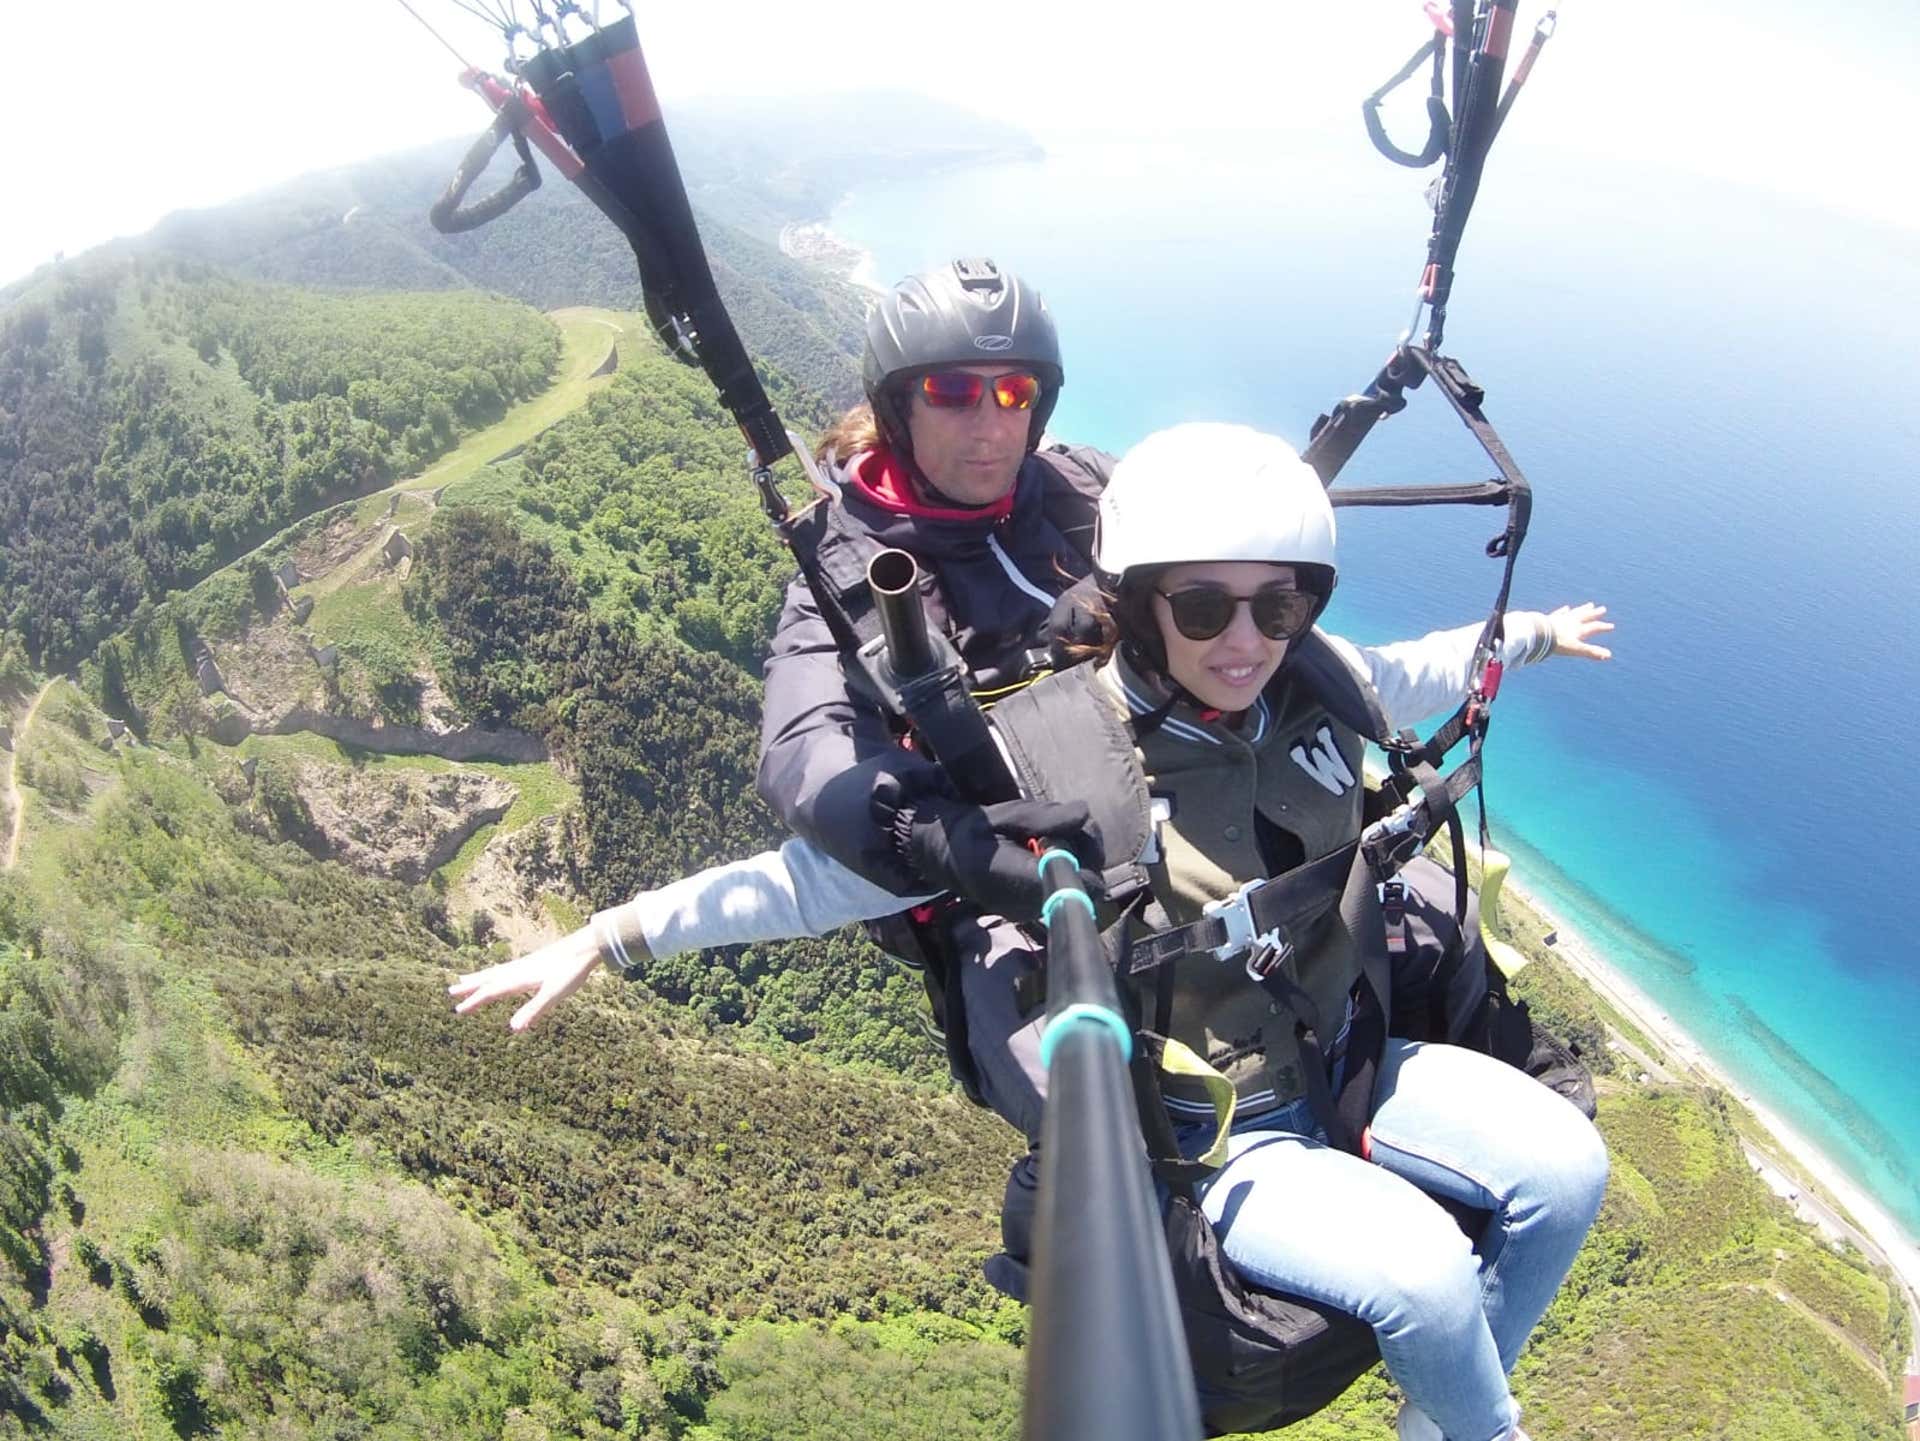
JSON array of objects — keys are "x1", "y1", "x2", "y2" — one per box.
[{"x1": 832, "y1": 132, "x2": 1920, "y2": 1239}]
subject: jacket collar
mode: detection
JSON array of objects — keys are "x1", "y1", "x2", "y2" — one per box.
[
  {"x1": 845, "y1": 448, "x2": 1020, "y2": 525},
  {"x1": 823, "y1": 446, "x2": 1041, "y2": 559},
  {"x1": 1102, "y1": 653, "x2": 1275, "y2": 751}
]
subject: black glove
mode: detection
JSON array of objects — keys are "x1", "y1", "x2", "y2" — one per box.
[{"x1": 894, "y1": 796, "x2": 1103, "y2": 920}]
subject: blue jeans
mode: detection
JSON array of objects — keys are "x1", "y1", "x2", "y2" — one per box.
[{"x1": 1195, "y1": 1039, "x2": 1608, "y2": 1441}]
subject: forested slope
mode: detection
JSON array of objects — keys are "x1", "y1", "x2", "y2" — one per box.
[
  {"x1": 0, "y1": 261, "x2": 556, "y2": 670},
  {"x1": 126, "y1": 133, "x2": 869, "y2": 410}
]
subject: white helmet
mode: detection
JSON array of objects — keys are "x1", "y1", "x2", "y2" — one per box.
[{"x1": 1095, "y1": 423, "x2": 1337, "y2": 585}]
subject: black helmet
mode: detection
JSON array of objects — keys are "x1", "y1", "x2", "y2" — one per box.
[{"x1": 862, "y1": 258, "x2": 1064, "y2": 459}]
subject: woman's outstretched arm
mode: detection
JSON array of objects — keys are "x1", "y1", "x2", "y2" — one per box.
[
  {"x1": 449, "y1": 837, "x2": 936, "y2": 1032},
  {"x1": 1335, "y1": 603, "x2": 1614, "y2": 731}
]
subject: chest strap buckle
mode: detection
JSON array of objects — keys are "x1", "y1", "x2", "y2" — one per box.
[{"x1": 1203, "y1": 878, "x2": 1292, "y2": 971}]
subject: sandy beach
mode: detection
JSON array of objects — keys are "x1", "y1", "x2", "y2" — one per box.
[
  {"x1": 778, "y1": 220, "x2": 886, "y2": 295},
  {"x1": 1502, "y1": 870, "x2": 1920, "y2": 1351}
]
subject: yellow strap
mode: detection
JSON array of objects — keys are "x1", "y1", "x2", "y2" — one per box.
[
  {"x1": 1157, "y1": 1036, "x2": 1237, "y2": 1170},
  {"x1": 1473, "y1": 843, "x2": 1531, "y2": 979},
  {"x1": 970, "y1": 669, "x2": 1050, "y2": 704}
]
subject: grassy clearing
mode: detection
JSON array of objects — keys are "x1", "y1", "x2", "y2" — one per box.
[
  {"x1": 544, "y1": 892, "x2": 586, "y2": 933},
  {"x1": 397, "y1": 308, "x2": 636, "y2": 497},
  {"x1": 143, "y1": 306, "x2": 631, "y2": 666},
  {"x1": 9, "y1": 682, "x2": 124, "y2": 876},
  {"x1": 304, "y1": 559, "x2": 418, "y2": 654},
  {"x1": 436, "y1": 759, "x2": 577, "y2": 890}
]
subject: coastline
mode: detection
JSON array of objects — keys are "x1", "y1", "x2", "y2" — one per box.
[
  {"x1": 1500, "y1": 868, "x2": 1920, "y2": 1350},
  {"x1": 778, "y1": 219, "x2": 885, "y2": 296}
]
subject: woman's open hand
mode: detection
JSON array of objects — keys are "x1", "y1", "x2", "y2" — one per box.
[
  {"x1": 448, "y1": 923, "x2": 602, "y2": 1033},
  {"x1": 1547, "y1": 602, "x2": 1614, "y2": 662}
]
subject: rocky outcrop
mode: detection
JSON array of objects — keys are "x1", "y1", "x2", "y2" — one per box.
[
  {"x1": 453, "y1": 812, "x2": 589, "y2": 952},
  {"x1": 192, "y1": 640, "x2": 226, "y2": 697},
  {"x1": 267, "y1": 707, "x2": 547, "y2": 763},
  {"x1": 285, "y1": 760, "x2": 518, "y2": 882}
]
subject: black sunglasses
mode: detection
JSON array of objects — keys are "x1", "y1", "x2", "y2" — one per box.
[{"x1": 1154, "y1": 584, "x2": 1317, "y2": 642}]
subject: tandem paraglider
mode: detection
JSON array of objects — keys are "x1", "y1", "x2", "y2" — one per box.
[{"x1": 408, "y1": 2, "x2": 1611, "y2": 1436}]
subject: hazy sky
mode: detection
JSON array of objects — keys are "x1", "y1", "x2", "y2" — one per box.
[{"x1": 5, "y1": 0, "x2": 1917, "y2": 288}]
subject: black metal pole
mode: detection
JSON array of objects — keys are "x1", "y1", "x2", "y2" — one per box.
[
  {"x1": 1022, "y1": 852, "x2": 1201, "y2": 1441},
  {"x1": 860, "y1": 550, "x2": 1017, "y2": 803},
  {"x1": 869, "y1": 548, "x2": 936, "y2": 680}
]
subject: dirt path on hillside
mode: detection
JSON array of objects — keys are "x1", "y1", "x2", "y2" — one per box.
[
  {"x1": 3, "y1": 679, "x2": 57, "y2": 871},
  {"x1": 201, "y1": 309, "x2": 629, "y2": 593}
]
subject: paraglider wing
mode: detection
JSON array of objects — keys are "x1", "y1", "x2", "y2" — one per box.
[{"x1": 514, "y1": 16, "x2": 791, "y2": 468}]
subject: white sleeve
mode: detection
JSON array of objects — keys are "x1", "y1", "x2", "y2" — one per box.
[
  {"x1": 621, "y1": 838, "x2": 939, "y2": 959},
  {"x1": 1323, "y1": 611, "x2": 1557, "y2": 732}
]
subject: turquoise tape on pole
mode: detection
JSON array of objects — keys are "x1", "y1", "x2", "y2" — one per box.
[
  {"x1": 1033, "y1": 846, "x2": 1079, "y2": 881},
  {"x1": 1040, "y1": 888, "x2": 1096, "y2": 928},
  {"x1": 1039, "y1": 1003, "x2": 1135, "y2": 1069}
]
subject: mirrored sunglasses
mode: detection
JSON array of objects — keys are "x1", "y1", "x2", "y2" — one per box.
[{"x1": 918, "y1": 370, "x2": 1043, "y2": 412}]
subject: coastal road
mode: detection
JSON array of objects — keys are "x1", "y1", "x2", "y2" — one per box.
[
  {"x1": 1603, "y1": 1033, "x2": 1676, "y2": 1086},
  {"x1": 1742, "y1": 1139, "x2": 1920, "y2": 1367},
  {"x1": 1745, "y1": 1141, "x2": 1872, "y2": 1253}
]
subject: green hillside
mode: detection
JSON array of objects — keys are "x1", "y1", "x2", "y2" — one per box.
[
  {"x1": 0, "y1": 261, "x2": 557, "y2": 671},
  {"x1": 126, "y1": 133, "x2": 870, "y2": 411},
  {"x1": 0, "y1": 99, "x2": 1909, "y2": 1441}
]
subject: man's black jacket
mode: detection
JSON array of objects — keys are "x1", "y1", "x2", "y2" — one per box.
[{"x1": 755, "y1": 442, "x2": 1112, "y2": 892}]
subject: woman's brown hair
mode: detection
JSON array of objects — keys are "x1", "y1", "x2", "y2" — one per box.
[
  {"x1": 814, "y1": 401, "x2": 883, "y2": 466},
  {"x1": 1057, "y1": 575, "x2": 1165, "y2": 673}
]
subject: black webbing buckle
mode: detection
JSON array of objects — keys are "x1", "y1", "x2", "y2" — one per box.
[
  {"x1": 1361, "y1": 803, "x2": 1429, "y2": 878},
  {"x1": 1245, "y1": 932, "x2": 1294, "y2": 982},
  {"x1": 1382, "y1": 880, "x2": 1408, "y2": 954}
]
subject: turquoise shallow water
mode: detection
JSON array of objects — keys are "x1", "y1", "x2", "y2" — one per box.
[{"x1": 831, "y1": 135, "x2": 1920, "y2": 1240}]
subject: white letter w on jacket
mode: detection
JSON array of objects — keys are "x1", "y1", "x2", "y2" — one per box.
[{"x1": 1289, "y1": 725, "x2": 1357, "y2": 796}]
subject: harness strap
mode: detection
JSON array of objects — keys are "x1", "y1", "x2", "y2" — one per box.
[
  {"x1": 1370, "y1": 754, "x2": 1479, "y2": 873},
  {"x1": 1239, "y1": 836, "x2": 1392, "y2": 1156},
  {"x1": 430, "y1": 99, "x2": 543, "y2": 234},
  {"x1": 1362, "y1": 32, "x2": 1450, "y2": 169},
  {"x1": 1327, "y1": 479, "x2": 1512, "y2": 510}
]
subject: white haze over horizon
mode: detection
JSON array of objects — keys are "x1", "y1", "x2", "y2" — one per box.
[{"x1": 4, "y1": 0, "x2": 1917, "y2": 290}]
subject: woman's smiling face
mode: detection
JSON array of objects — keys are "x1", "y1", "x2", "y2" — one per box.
[{"x1": 1150, "y1": 561, "x2": 1302, "y2": 712}]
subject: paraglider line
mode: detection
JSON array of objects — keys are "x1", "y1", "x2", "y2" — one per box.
[{"x1": 393, "y1": 0, "x2": 483, "y2": 70}]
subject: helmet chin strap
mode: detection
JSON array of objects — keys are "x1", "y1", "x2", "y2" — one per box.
[{"x1": 1119, "y1": 637, "x2": 1201, "y2": 739}]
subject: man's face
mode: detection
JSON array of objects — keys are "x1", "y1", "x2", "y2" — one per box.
[{"x1": 903, "y1": 364, "x2": 1036, "y2": 506}]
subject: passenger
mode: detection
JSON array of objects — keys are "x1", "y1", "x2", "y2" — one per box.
[{"x1": 454, "y1": 422, "x2": 1613, "y2": 1441}]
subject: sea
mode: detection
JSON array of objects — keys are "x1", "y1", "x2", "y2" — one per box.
[{"x1": 829, "y1": 127, "x2": 1920, "y2": 1241}]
